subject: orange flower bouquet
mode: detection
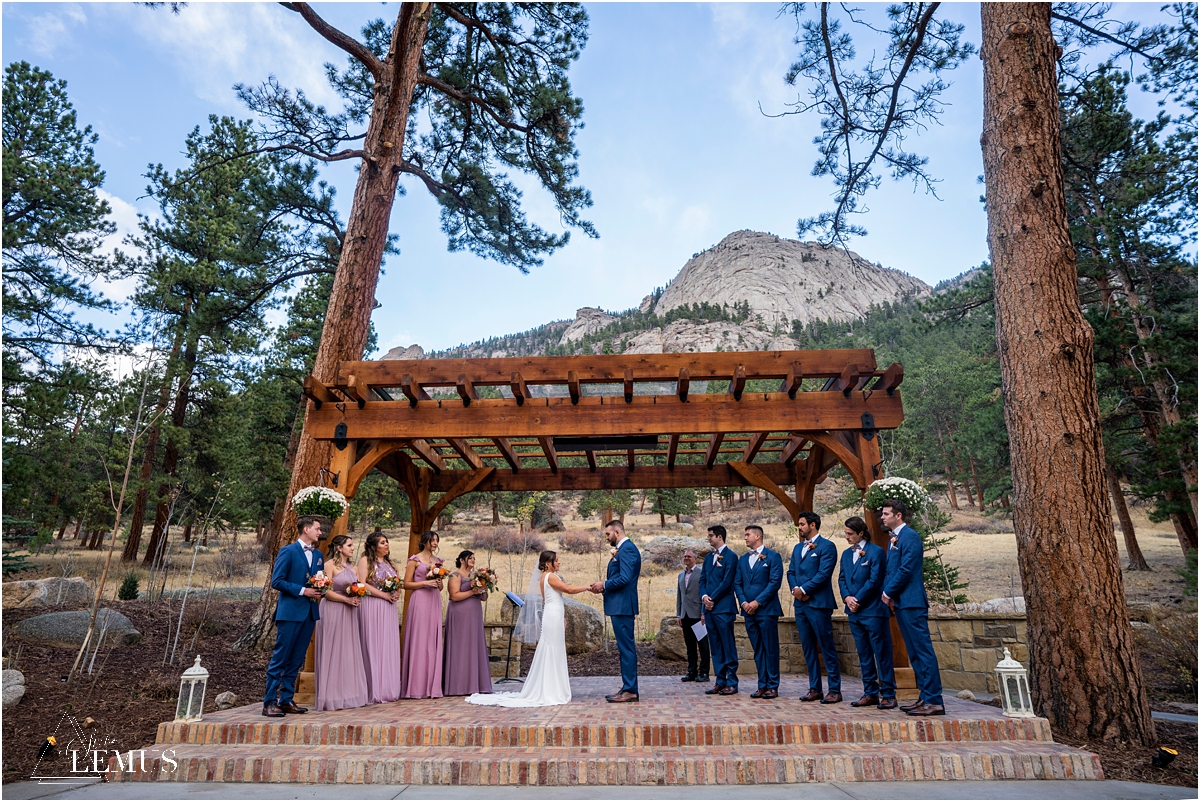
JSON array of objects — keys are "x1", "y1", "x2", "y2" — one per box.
[
  {"x1": 470, "y1": 567, "x2": 499, "y2": 592},
  {"x1": 306, "y1": 571, "x2": 333, "y2": 601},
  {"x1": 375, "y1": 575, "x2": 403, "y2": 594},
  {"x1": 346, "y1": 582, "x2": 370, "y2": 598},
  {"x1": 426, "y1": 562, "x2": 452, "y2": 582}
]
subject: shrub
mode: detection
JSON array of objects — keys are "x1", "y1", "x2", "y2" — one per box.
[
  {"x1": 117, "y1": 572, "x2": 140, "y2": 601},
  {"x1": 27, "y1": 529, "x2": 53, "y2": 554},
  {"x1": 1152, "y1": 615, "x2": 1198, "y2": 700},
  {"x1": 559, "y1": 529, "x2": 603, "y2": 554},
  {"x1": 469, "y1": 527, "x2": 545, "y2": 555}
]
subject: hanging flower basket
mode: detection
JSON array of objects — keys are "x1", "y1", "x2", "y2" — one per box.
[
  {"x1": 292, "y1": 487, "x2": 348, "y2": 537},
  {"x1": 863, "y1": 476, "x2": 931, "y2": 516}
]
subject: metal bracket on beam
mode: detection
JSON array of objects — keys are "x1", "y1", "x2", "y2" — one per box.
[
  {"x1": 860, "y1": 413, "x2": 876, "y2": 441},
  {"x1": 334, "y1": 421, "x2": 348, "y2": 451}
]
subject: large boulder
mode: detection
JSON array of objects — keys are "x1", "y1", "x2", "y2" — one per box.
[
  {"x1": 643, "y1": 536, "x2": 711, "y2": 569},
  {"x1": 532, "y1": 506, "x2": 565, "y2": 533},
  {"x1": 2, "y1": 577, "x2": 91, "y2": 609},
  {"x1": 654, "y1": 616, "x2": 688, "y2": 662},
  {"x1": 2, "y1": 670, "x2": 25, "y2": 709},
  {"x1": 10, "y1": 608, "x2": 141, "y2": 650},
  {"x1": 500, "y1": 594, "x2": 603, "y2": 655},
  {"x1": 959, "y1": 596, "x2": 1026, "y2": 614}
]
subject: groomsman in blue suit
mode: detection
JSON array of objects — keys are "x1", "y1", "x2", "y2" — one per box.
[
  {"x1": 263, "y1": 515, "x2": 325, "y2": 717},
  {"x1": 787, "y1": 511, "x2": 842, "y2": 703},
  {"x1": 880, "y1": 498, "x2": 944, "y2": 716},
  {"x1": 837, "y1": 516, "x2": 897, "y2": 709},
  {"x1": 590, "y1": 519, "x2": 642, "y2": 702},
  {"x1": 700, "y1": 525, "x2": 740, "y2": 695},
  {"x1": 734, "y1": 525, "x2": 784, "y2": 699}
]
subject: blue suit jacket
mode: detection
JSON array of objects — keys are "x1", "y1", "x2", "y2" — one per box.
[
  {"x1": 787, "y1": 536, "x2": 838, "y2": 610},
  {"x1": 837, "y1": 541, "x2": 888, "y2": 618},
  {"x1": 604, "y1": 538, "x2": 641, "y2": 616},
  {"x1": 699, "y1": 545, "x2": 739, "y2": 615},
  {"x1": 882, "y1": 524, "x2": 928, "y2": 609},
  {"x1": 272, "y1": 540, "x2": 323, "y2": 622},
  {"x1": 734, "y1": 548, "x2": 784, "y2": 617}
]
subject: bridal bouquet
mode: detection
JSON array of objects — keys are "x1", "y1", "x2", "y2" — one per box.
[
  {"x1": 426, "y1": 562, "x2": 452, "y2": 582},
  {"x1": 470, "y1": 567, "x2": 498, "y2": 592},
  {"x1": 374, "y1": 575, "x2": 403, "y2": 595},
  {"x1": 346, "y1": 582, "x2": 370, "y2": 598},
  {"x1": 306, "y1": 570, "x2": 333, "y2": 601}
]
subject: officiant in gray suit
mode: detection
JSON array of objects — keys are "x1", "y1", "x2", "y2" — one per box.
[{"x1": 676, "y1": 549, "x2": 710, "y2": 682}]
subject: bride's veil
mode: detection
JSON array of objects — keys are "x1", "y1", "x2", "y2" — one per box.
[{"x1": 513, "y1": 565, "x2": 544, "y2": 645}]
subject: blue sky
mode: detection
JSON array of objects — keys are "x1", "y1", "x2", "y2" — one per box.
[{"x1": 3, "y1": 2, "x2": 1175, "y2": 354}]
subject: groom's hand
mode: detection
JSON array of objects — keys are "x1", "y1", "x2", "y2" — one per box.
[{"x1": 588, "y1": 581, "x2": 605, "y2": 593}]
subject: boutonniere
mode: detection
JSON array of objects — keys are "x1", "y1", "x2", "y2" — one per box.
[
  {"x1": 889, "y1": 536, "x2": 899, "y2": 549},
  {"x1": 610, "y1": 547, "x2": 618, "y2": 558}
]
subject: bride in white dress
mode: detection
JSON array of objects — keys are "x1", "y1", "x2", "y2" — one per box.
[{"x1": 467, "y1": 550, "x2": 591, "y2": 708}]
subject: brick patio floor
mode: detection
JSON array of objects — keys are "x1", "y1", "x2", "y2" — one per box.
[{"x1": 111, "y1": 677, "x2": 1103, "y2": 786}]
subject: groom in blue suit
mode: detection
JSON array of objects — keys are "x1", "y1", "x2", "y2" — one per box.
[
  {"x1": 263, "y1": 515, "x2": 325, "y2": 717},
  {"x1": 734, "y1": 525, "x2": 784, "y2": 699},
  {"x1": 591, "y1": 519, "x2": 642, "y2": 702},
  {"x1": 787, "y1": 511, "x2": 842, "y2": 703}
]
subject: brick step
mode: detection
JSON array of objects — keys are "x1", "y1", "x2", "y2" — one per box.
[
  {"x1": 157, "y1": 714, "x2": 1053, "y2": 748},
  {"x1": 109, "y1": 741, "x2": 1102, "y2": 785}
]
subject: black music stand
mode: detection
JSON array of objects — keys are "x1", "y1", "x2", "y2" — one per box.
[{"x1": 496, "y1": 592, "x2": 525, "y2": 684}]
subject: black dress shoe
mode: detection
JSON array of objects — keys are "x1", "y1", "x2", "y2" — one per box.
[
  {"x1": 681, "y1": 674, "x2": 698, "y2": 682},
  {"x1": 278, "y1": 702, "x2": 308, "y2": 714},
  {"x1": 262, "y1": 702, "x2": 285, "y2": 718},
  {"x1": 750, "y1": 688, "x2": 766, "y2": 698},
  {"x1": 877, "y1": 698, "x2": 898, "y2": 710},
  {"x1": 696, "y1": 674, "x2": 710, "y2": 682},
  {"x1": 705, "y1": 685, "x2": 725, "y2": 695}
]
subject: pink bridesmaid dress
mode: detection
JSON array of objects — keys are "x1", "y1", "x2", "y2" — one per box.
[
  {"x1": 358, "y1": 560, "x2": 402, "y2": 704},
  {"x1": 399, "y1": 556, "x2": 444, "y2": 699},
  {"x1": 314, "y1": 565, "x2": 370, "y2": 711}
]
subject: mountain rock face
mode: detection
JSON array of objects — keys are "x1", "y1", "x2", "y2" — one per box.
[
  {"x1": 419, "y1": 229, "x2": 930, "y2": 360},
  {"x1": 653, "y1": 230, "x2": 930, "y2": 328}
]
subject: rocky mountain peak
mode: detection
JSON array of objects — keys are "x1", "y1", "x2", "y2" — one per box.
[{"x1": 652, "y1": 229, "x2": 930, "y2": 328}]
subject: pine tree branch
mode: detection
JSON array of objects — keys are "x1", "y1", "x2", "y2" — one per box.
[
  {"x1": 280, "y1": 2, "x2": 384, "y2": 79},
  {"x1": 1049, "y1": 10, "x2": 1164, "y2": 64}
]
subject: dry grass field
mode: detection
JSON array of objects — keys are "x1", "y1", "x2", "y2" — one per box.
[{"x1": 15, "y1": 481, "x2": 1193, "y2": 635}]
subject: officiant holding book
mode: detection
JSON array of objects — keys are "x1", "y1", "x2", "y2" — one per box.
[{"x1": 675, "y1": 549, "x2": 710, "y2": 683}]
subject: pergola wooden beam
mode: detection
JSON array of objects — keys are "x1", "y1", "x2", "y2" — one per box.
[
  {"x1": 424, "y1": 461, "x2": 799, "y2": 493},
  {"x1": 337, "y1": 350, "x2": 878, "y2": 387},
  {"x1": 780, "y1": 436, "x2": 808, "y2": 465},
  {"x1": 538, "y1": 436, "x2": 558, "y2": 473},
  {"x1": 667, "y1": 434, "x2": 680, "y2": 470},
  {"x1": 302, "y1": 376, "x2": 337, "y2": 408},
  {"x1": 781, "y1": 362, "x2": 803, "y2": 399},
  {"x1": 872, "y1": 362, "x2": 905, "y2": 396},
  {"x1": 457, "y1": 374, "x2": 479, "y2": 407},
  {"x1": 408, "y1": 439, "x2": 445, "y2": 473},
  {"x1": 400, "y1": 374, "x2": 431, "y2": 407},
  {"x1": 729, "y1": 460, "x2": 801, "y2": 523},
  {"x1": 677, "y1": 368, "x2": 690, "y2": 402},
  {"x1": 743, "y1": 432, "x2": 768, "y2": 463},
  {"x1": 446, "y1": 438, "x2": 484, "y2": 470},
  {"x1": 705, "y1": 433, "x2": 725, "y2": 468},
  {"x1": 305, "y1": 391, "x2": 903, "y2": 440},
  {"x1": 493, "y1": 437, "x2": 520, "y2": 471}
]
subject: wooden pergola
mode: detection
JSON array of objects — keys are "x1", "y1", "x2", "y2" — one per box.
[
  {"x1": 305, "y1": 349, "x2": 904, "y2": 546},
  {"x1": 296, "y1": 348, "x2": 917, "y2": 700}
]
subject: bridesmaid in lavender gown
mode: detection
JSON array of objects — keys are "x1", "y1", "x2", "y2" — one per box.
[
  {"x1": 355, "y1": 532, "x2": 403, "y2": 704},
  {"x1": 399, "y1": 530, "x2": 446, "y2": 699},
  {"x1": 315, "y1": 535, "x2": 370, "y2": 711},
  {"x1": 442, "y1": 550, "x2": 492, "y2": 696}
]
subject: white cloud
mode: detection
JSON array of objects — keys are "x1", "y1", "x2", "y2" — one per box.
[
  {"x1": 23, "y1": 4, "x2": 86, "y2": 57},
  {"x1": 97, "y1": 3, "x2": 345, "y2": 111},
  {"x1": 91, "y1": 189, "x2": 145, "y2": 308}
]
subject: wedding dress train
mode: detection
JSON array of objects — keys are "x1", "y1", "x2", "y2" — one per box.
[{"x1": 467, "y1": 574, "x2": 571, "y2": 707}]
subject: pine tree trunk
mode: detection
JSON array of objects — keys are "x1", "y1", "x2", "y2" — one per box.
[
  {"x1": 946, "y1": 473, "x2": 960, "y2": 510},
  {"x1": 233, "y1": 6, "x2": 434, "y2": 655},
  {"x1": 969, "y1": 455, "x2": 986, "y2": 510},
  {"x1": 491, "y1": 497, "x2": 500, "y2": 526},
  {"x1": 1107, "y1": 465, "x2": 1149, "y2": 571},
  {"x1": 980, "y1": 2, "x2": 1154, "y2": 744},
  {"x1": 141, "y1": 339, "x2": 196, "y2": 566}
]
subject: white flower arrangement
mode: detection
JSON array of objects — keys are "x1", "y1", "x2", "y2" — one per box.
[
  {"x1": 291, "y1": 486, "x2": 349, "y2": 519},
  {"x1": 863, "y1": 476, "x2": 932, "y2": 516}
]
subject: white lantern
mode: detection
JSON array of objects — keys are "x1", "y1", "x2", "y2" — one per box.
[
  {"x1": 175, "y1": 655, "x2": 209, "y2": 722},
  {"x1": 995, "y1": 647, "x2": 1034, "y2": 718}
]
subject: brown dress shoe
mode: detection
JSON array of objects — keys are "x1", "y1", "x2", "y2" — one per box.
[
  {"x1": 899, "y1": 699, "x2": 924, "y2": 711},
  {"x1": 718, "y1": 686, "x2": 738, "y2": 695},
  {"x1": 606, "y1": 691, "x2": 639, "y2": 703},
  {"x1": 704, "y1": 685, "x2": 726, "y2": 695},
  {"x1": 821, "y1": 692, "x2": 842, "y2": 704},
  {"x1": 799, "y1": 689, "x2": 824, "y2": 702},
  {"x1": 876, "y1": 698, "x2": 898, "y2": 710},
  {"x1": 761, "y1": 689, "x2": 778, "y2": 699},
  {"x1": 905, "y1": 703, "x2": 946, "y2": 716},
  {"x1": 262, "y1": 702, "x2": 285, "y2": 718},
  {"x1": 277, "y1": 702, "x2": 308, "y2": 714},
  {"x1": 850, "y1": 695, "x2": 879, "y2": 707},
  {"x1": 750, "y1": 688, "x2": 766, "y2": 698}
]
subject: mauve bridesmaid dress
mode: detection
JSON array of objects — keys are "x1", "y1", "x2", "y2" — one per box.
[
  {"x1": 399, "y1": 556, "x2": 444, "y2": 699},
  {"x1": 442, "y1": 572, "x2": 493, "y2": 696},
  {"x1": 358, "y1": 560, "x2": 402, "y2": 704},
  {"x1": 314, "y1": 564, "x2": 370, "y2": 711}
]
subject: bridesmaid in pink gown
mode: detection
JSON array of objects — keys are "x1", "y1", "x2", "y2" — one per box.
[
  {"x1": 315, "y1": 535, "x2": 370, "y2": 711},
  {"x1": 356, "y1": 532, "x2": 403, "y2": 704},
  {"x1": 399, "y1": 530, "x2": 446, "y2": 699}
]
